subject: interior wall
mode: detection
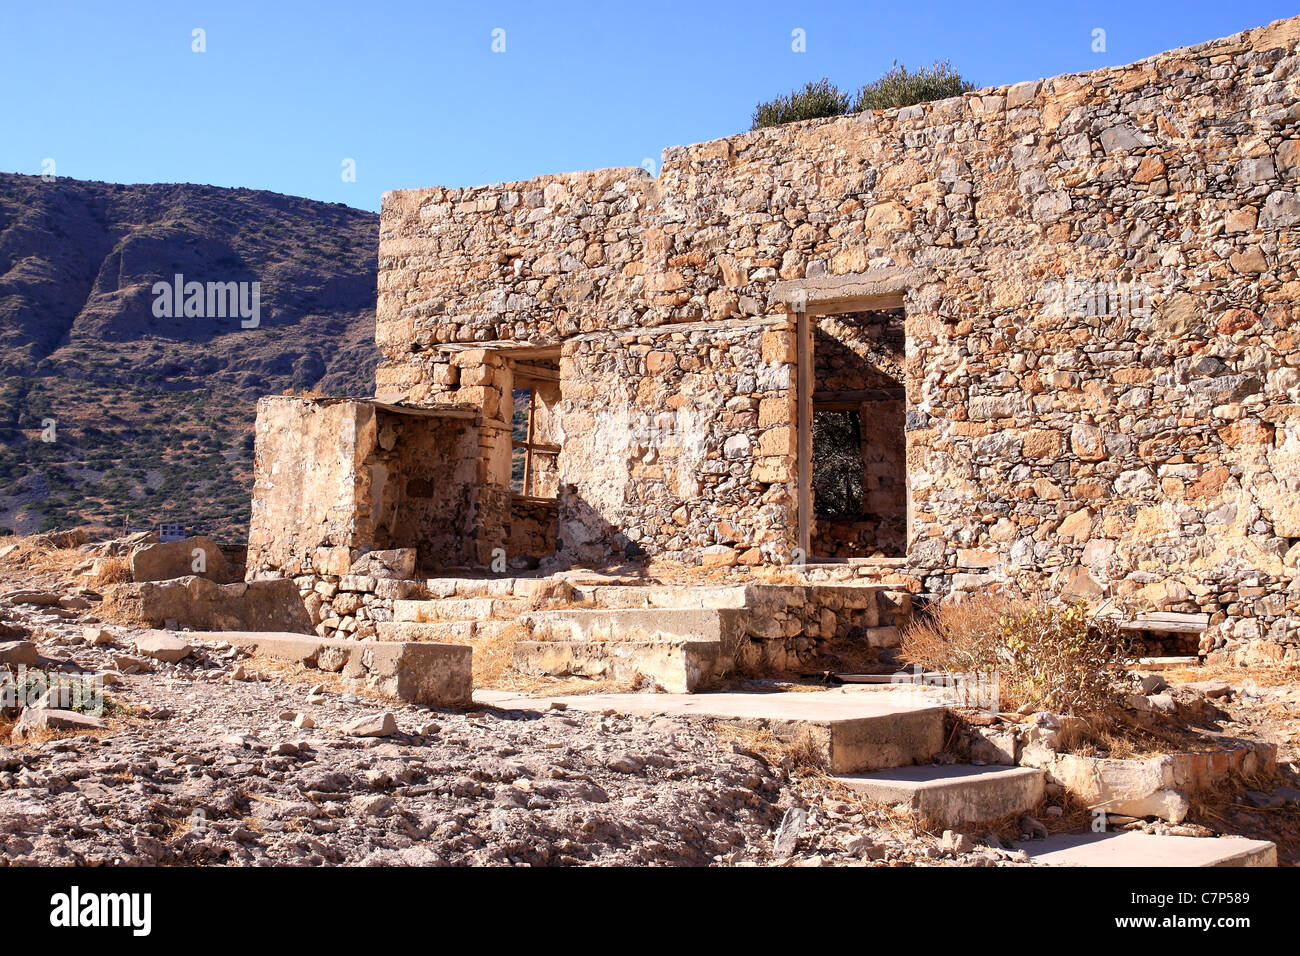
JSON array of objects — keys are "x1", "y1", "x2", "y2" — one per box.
[{"x1": 363, "y1": 409, "x2": 481, "y2": 571}]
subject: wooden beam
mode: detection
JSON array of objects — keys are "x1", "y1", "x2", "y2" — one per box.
[
  {"x1": 795, "y1": 308, "x2": 812, "y2": 559},
  {"x1": 812, "y1": 388, "x2": 904, "y2": 405}
]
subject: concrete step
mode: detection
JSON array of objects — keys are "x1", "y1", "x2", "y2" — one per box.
[
  {"x1": 834, "y1": 764, "x2": 1045, "y2": 827},
  {"x1": 377, "y1": 620, "x2": 516, "y2": 643},
  {"x1": 477, "y1": 689, "x2": 946, "y2": 773},
  {"x1": 1018, "y1": 830, "x2": 1277, "y2": 867},
  {"x1": 512, "y1": 639, "x2": 725, "y2": 694},
  {"x1": 393, "y1": 597, "x2": 525, "y2": 622}
]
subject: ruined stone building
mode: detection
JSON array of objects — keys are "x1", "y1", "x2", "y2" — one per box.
[{"x1": 248, "y1": 17, "x2": 1300, "y2": 667}]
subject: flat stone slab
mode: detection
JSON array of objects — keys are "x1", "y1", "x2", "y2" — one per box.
[
  {"x1": 1019, "y1": 831, "x2": 1277, "y2": 867},
  {"x1": 1036, "y1": 743, "x2": 1275, "y2": 823},
  {"x1": 478, "y1": 689, "x2": 945, "y2": 773},
  {"x1": 134, "y1": 631, "x2": 193, "y2": 663},
  {"x1": 13, "y1": 707, "x2": 108, "y2": 740},
  {"x1": 187, "y1": 631, "x2": 471, "y2": 707},
  {"x1": 834, "y1": 764, "x2": 1045, "y2": 827},
  {"x1": 0, "y1": 640, "x2": 38, "y2": 666}
]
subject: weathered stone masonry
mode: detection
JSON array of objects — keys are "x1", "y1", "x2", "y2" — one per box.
[{"x1": 252, "y1": 17, "x2": 1300, "y2": 661}]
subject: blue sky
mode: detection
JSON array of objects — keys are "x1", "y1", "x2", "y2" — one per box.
[{"x1": 2, "y1": 0, "x2": 1295, "y2": 212}]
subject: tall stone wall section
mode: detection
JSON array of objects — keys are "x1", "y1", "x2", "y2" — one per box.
[{"x1": 373, "y1": 17, "x2": 1300, "y2": 655}]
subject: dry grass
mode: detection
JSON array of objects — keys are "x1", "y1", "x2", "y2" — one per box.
[
  {"x1": 487, "y1": 671, "x2": 649, "y2": 696},
  {"x1": 1186, "y1": 767, "x2": 1280, "y2": 822},
  {"x1": 747, "y1": 565, "x2": 813, "y2": 586},
  {"x1": 396, "y1": 621, "x2": 533, "y2": 687},
  {"x1": 467, "y1": 622, "x2": 530, "y2": 685},
  {"x1": 86, "y1": 556, "x2": 131, "y2": 589},
  {"x1": 0, "y1": 532, "x2": 91, "y2": 587},
  {"x1": 240, "y1": 655, "x2": 392, "y2": 703},
  {"x1": 901, "y1": 594, "x2": 1136, "y2": 724},
  {"x1": 5, "y1": 718, "x2": 122, "y2": 749},
  {"x1": 714, "y1": 722, "x2": 826, "y2": 774}
]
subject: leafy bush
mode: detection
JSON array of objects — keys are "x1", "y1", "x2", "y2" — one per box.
[
  {"x1": 752, "y1": 78, "x2": 852, "y2": 130},
  {"x1": 853, "y1": 60, "x2": 975, "y2": 112},
  {"x1": 900, "y1": 595, "x2": 1136, "y2": 720}
]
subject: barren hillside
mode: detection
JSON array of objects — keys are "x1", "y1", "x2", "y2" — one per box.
[{"x1": 0, "y1": 173, "x2": 380, "y2": 540}]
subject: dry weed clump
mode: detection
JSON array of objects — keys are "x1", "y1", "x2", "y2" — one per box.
[
  {"x1": 900, "y1": 594, "x2": 1136, "y2": 722},
  {"x1": 0, "y1": 532, "x2": 90, "y2": 584},
  {"x1": 714, "y1": 723, "x2": 826, "y2": 775},
  {"x1": 86, "y1": 556, "x2": 132, "y2": 588},
  {"x1": 468, "y1": 622, "x2": 530, "y2": 685}
]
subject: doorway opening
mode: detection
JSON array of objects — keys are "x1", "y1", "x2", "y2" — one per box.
[
  {"x1": 506, "y1": 356, "x2": 560, "y2": 564},
  {"x1": 807, "y1": 307, "x2": 907, "y2": 559}
]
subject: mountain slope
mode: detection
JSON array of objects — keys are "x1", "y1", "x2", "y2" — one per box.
[{"x1": 0, "y1": 173, "x2": 380, "y2": 540}]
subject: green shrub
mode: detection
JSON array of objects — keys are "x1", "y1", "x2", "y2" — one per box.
[
  {"x1": 853, "y1": 60, "x2": 974, "y2": 112},
  {"x1": 751, "y1": 78, "x2": 851, "y2": 130}
]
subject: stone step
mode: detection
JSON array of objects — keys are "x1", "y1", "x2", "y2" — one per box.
[
  {"x1": 833, "y1": 764, "x2": 1045, "y2": 827},
  {"x1": 1135, "y1": 656, "x2": 1200, "y2": 671},
  {"x1": 393, "y1": 597, "x2": 525, "y2": 622},
  {"x1": 512, "y1": 639, "x2": 726, "y2": 694},
  {"x1": 1017, "y1": 831, "x2": 1277, "y2": 867},
  {"x1": 377, "y1": 620, "x2": 516, "y2": 643},
  {"x1": 421, "y1": 577, "x2": 531, "y2": 599},
  {"x1": 516, "y1": 606, "x2": 749, "y2": 692},
  {"x1": 522, "y1": 606, "x2": 747, "y2": 645},
  {"x1": 577, "y1": 584, "x2": 749, "y2": 609},
  {"x1": 477, "y1": 689, "x2": 946, "y2": 773}
]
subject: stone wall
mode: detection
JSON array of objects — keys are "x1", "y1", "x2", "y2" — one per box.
[
  {"x1": 505, "y1": 497, "x2": 557, "y2": 564},
  {"x1": 362, "y1": 407, "x2": 482, "y2": 571},
  {"x1": 556, "y1": 320, "x2": 796, "y2": 565},
  {"x1": 365, "y1": 17, "x2": 1300, "y2": 654}
]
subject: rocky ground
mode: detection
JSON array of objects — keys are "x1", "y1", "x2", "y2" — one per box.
[
  {"x1": 1, "y1": 542, "x2": 1297, "y2": 867},
  {"x1": 0, "y1": 578, "x2": 1048, "y2": 867}
]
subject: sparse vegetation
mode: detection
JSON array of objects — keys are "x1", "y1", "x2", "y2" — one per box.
[
  {"x1": 900, "y1": 595, "x2": 1137, "y2": 721},
  {"x1": 852, "y1": 60, "x2": 975, "y2": 112},
  {"x1": 752, "y1": 78, "x2": 853, "y2": 130},
  {"x1": 752, "y1": 61, "x2": 975, "y2": 129}
]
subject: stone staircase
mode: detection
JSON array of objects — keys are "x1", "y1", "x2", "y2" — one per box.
[
  {"x1": 374, "y1": 575, "x2": 911, "y2": 692},
  {"x1": 375, "y1": 578, "x2": 531, "y2": 644},
  {"x1": 363, "y1": 574, "x2": 1280, "y2": 866}
]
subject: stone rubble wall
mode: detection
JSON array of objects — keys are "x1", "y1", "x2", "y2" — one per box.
[
  {"x1": 735, "y1": 583, "x2": 913, "y2": 673},
  {"x1": 355, "y1": 18, "x2": 1300, "y2": 657},
  {"x1": 505, "y1": 498, "x2": 557, "y2": 565},
  {"x1": 556, "y1": 321, "x2": 796, "y2": 565}
]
